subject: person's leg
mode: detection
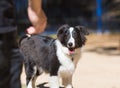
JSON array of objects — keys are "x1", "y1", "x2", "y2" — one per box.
[
  {"x1": 10, "y1": 47, "x2": 23, "y2": 88},
  {"x1": 1, "y1": 31, "x2": 23, "y2": 88},
  {"x1": 0, "y1": 34, "x2": 10, "y2": 88}
]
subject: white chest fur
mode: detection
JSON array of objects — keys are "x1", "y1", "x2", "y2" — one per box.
[{"x1": 55, "y1": 40, "x2": 81, "y2": 74}]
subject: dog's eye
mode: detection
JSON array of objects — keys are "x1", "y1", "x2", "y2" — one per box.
[
  {"x1": 63, "y1": 31, "x2": 68, "y2": 38},
  {"x1": 73, "y1": 31, "x2": 80, "y2": 38},
  {"x1": 72, "y1": 31, "x2": 77, "y2": 35},
  {"x1": 64, "y1": 30, "x2": 68, "y2": 35}
]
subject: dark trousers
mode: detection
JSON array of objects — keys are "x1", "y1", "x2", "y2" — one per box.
[{"x1": 0, "y1": 31, "x2": 23, "y2": 88}]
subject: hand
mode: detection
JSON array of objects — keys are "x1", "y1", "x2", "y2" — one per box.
[{"x1": 27, "y1": 3, "x2": 47, "y2": 34}]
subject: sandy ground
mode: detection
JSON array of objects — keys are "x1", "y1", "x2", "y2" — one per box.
[{"x1": 21, "y1": 50, "x2": 120, "y2": 88}]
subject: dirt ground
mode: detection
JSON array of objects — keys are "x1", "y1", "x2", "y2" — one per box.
[{"x1": 21, "y1": 34, "x2": 120, "y2": 88}]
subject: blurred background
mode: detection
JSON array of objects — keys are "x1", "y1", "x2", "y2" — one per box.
[
  {"x1": 15, "y1": 0, "x2": 120, "y2": 34},
  {"x1": 14, "y1": 0, "x2": 120, "y2": 88},
  {"x1": 15, "y1": 0, "x2": 120, "y2": 56}
]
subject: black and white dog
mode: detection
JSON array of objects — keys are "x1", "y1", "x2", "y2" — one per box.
[{"x1": 19, "y1": 24, "x2": 89, "y2": 88}]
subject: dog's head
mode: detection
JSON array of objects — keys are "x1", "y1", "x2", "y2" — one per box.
[{"x1": 57, "y1": 24, "x2": 89, "y2": 54}]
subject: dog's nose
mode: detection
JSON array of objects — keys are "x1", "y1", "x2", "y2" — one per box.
[{"x1": 68, "y1": 42, "x2": 73, "y2": 47}]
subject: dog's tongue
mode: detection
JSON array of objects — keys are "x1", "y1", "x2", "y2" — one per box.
[{"x1": 69, "y1": 50, "x2": 75, "y2": 54}]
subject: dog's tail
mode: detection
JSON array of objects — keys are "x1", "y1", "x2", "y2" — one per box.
[{"x1": 19, "y1": 34, "x2": 32, "y2": 47}]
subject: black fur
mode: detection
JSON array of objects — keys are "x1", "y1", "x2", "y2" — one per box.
[
  {"x1": 20, "y1": 35, "x2": 60, "y2": 84},
  {"x1": 75, "y1": 26, "x2": 89, "y2": 45}
]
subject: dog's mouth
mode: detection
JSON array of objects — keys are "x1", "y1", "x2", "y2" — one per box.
[{"x1": 68, "y1": 48, "x2": 75, "y2": 55}]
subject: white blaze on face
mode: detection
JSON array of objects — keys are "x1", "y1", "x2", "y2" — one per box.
[{"x1": 68, "y1": 27, "x2": 75, "y2": 47}]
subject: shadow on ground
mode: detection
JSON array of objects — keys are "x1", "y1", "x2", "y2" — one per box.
[{"x1": 37, "y1": 82, "x2": 64, "y2": 88}]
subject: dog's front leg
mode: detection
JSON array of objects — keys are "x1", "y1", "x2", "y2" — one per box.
[
  {"x1": 62, "y1": 74, "x2": 73, "y2": 88},
  {"x1": 26, "y1": 66, "x2": 38, "y2": 88},
  {"x1": 27, "y1": 75, "x2": 37, "y2": 88},
  {"x1": 49, "y1": 76, "x2": 59, "y2": 88}
]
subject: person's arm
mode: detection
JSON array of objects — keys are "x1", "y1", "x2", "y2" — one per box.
[{"x1": 27, "y1": 0, "x2": 47, "y2": 34}]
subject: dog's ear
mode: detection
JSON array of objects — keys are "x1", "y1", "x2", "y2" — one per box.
[
  {"x1": 57, "y1": 24, "x2": 70, "y2": 34},
  {"x1": 75, "y1": 26, "x2": 89, "y2": 35},
  {"x1": 75, "y1": 26, "x2": 89, "y2": 45}
]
